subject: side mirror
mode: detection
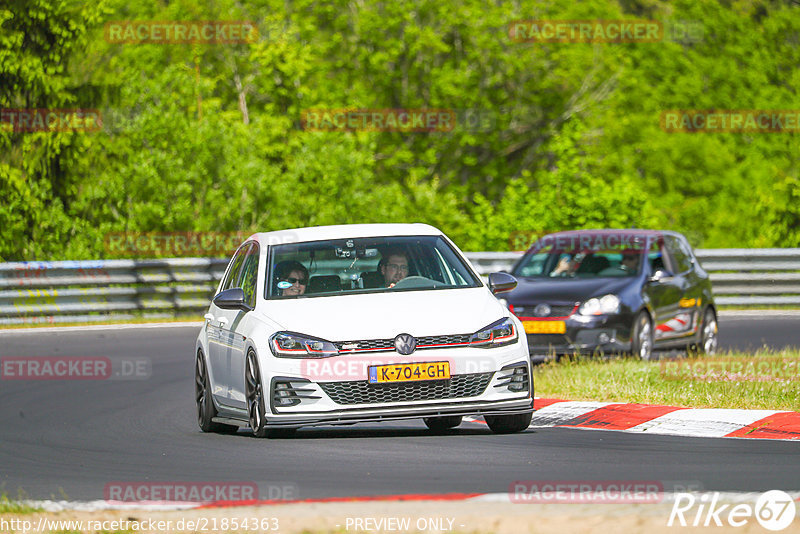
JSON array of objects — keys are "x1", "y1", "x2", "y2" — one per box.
[
  {"x1": 213, "y1": 287, "x2": 252, "y2": 311},
  {"x1": 648, "y1": 269, "x2": 673, "y2": 283},
  {"x1": 488, "y1": 272, "x2": 517, "y2": 294}
]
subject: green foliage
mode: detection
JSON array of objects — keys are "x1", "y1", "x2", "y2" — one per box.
[{"x1": 1, "y1": 0, "x2": 798, "y2": 260}]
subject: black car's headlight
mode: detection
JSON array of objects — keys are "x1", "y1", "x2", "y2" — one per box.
[
  {"x1": 469, "y1": 317, "x2": 518, "y2": 348},
  {"x1": 269, "y1": 332, "x2": 339, "y2": 358},
  {"x1": 578, "y1": 294, "x2": 620, "y2": 315}
]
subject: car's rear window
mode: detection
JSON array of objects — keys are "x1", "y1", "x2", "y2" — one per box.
[
  {"x1": 266, "y1": 235, "x2": 482, "y2": 299},
  {"x1": 514, "y1": 234, "x2": 649, "y2": 278}
]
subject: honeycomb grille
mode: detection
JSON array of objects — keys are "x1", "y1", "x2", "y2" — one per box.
[
  {"x1": 319, "y1": 372, "x2": 494, "y2": 405},
  {"x1": 334, "y1": 339, "x2": 394, "y2": 351},
  {"x1": 334, "y1": 334, "x2": 472, "y2": 353},
  {"x1": 418, "y1": 334, "x2": 471, "y2": 346}
]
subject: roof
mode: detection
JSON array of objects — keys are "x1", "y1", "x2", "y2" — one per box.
[
  {"x1": 246, "y1": 223, "x2": 443, "y2": 246},
  {"x1": 542, "y1": 229, "x2": 677, "y2": 238}
]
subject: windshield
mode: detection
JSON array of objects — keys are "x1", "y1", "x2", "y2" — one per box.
[
  {"x1": 513, "y1": 233, "x2": 649, "y2": 278},
  {"x1": 266, "y1": 235, "x2": 481, "y2": 298}
]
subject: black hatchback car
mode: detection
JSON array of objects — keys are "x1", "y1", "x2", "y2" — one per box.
[{"x1": 502, "y1": 230, "x2": 717, "y2": 361}]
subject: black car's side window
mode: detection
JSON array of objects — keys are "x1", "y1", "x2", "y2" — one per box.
[
  {"x1": 666, "y1": 236, "x2": 692, "y2": 274},
  {"x1": 220, "y1": 243, "x2": 251, "y2": 293}
]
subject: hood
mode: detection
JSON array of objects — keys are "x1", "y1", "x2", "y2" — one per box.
[
  {"x1": 256, "y1": 287, "x2": 507, "y2": 341},
  {"x1": 506, "y1": 276, "x2": 636, "y2": 304}
]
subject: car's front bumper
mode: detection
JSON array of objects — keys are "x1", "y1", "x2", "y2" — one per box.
[
  {"x1": 521, "y1": 313, "x2": 636, "y2": 361},
  {"x1": 240, "y1": 343, "x2": 533, "y2": 428},
  {"x1": 244, "y1": 398, "x2": 534, "y2": 428}
]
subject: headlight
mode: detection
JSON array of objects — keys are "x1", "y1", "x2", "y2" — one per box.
[
  {"x1": 469, "y1": 317, "x2": 518, "y2": 348},
  {"x1": 579, "y1": 294, "x2": 620, "y2": 315},
  {"x1": 269, "y1": 332, "x2": 339, "y2": 358}
]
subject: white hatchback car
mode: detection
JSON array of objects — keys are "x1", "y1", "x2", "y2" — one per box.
[{"x1": 195, "y1": 223, "x2": 533, "y2": 437}]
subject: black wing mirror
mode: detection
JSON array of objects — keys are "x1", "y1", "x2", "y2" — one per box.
[
  {"x1": 213, "y1": 287, "x2": 252, "y2": 311},
  {"x1": 488, "y1": 272, "x2": 517, "y2": 294}
]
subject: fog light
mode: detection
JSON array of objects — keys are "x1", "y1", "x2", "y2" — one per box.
[
  {"x1": 598, "y1": 333, "x2": 610, "y2": 344},
  {"x1": 509, "y1": 366, "x2": 528, "y2": 392},
  {"x1": 273, "y1": 381, "x2": 300, "y2": 407}
]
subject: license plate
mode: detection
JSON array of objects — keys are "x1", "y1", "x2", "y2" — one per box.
[
  {"x1": 523, "y1": 321, "x2": 566, "y2": 334},
  {"x1": 368, "y1": 361, "x2": 450, "y2": 384}
]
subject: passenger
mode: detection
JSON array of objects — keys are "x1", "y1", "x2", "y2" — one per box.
[
  {"x1": 620, "y1": 252, "x2": 641, "y2": 272},
  {"x1": 379, "y1": 250, "x2": 410, "y2": 288},
  {"x1": 274, "y1": 260, "x2": 309, "y2": 296},
  {"x1": 551, "y1": 254, "x2": 578, "y2": 277}
]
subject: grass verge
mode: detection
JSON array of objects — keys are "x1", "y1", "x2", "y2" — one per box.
[
  {"x1": 0, "y1": 493, "x2": 40, "y2": 514},
  {"x1": 533, "y1": 349, "x2": 800, "y2": 411}
]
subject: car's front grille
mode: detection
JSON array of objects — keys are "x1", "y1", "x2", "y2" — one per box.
[
  {"x1": 334, "y1": 334, "x2": 472, "y2": 353},
  {"x1": 515, "y1": 304, "x2": 577, "y2": 318},
  {"x1": 318, "y1": 372, "x2": 494, "y2": 405},
  {"x1": 334, "y1": 339, "x2": 394, "y2": 351},
  {"x1": 418, "y1": 333, "x2": 472, "y2": 346}
]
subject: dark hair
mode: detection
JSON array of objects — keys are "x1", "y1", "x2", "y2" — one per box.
[
  {"x1": 378, "y1": 247, "x2": 408, "y2": 269},
  {"x1": 274, "y1": 260, "x2": 309, "y2": 282}
]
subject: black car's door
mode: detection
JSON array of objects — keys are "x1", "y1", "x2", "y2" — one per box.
[
  {"x1": 644, "y1": 236, "x2": 686, "y2": 342},
  {"x1": 648, "y1": 236, "x2": 697, "y2": 343}
]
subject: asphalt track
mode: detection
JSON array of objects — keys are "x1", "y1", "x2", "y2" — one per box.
[{"x1": 0, "y1": 313, "x2": 798, "y2": 502}]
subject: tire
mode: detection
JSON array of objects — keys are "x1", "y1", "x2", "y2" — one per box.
[
  {"x1": 690, "y1": 308, "x2": 718, "y2": 356},
  {"x1": 195, "y1": 351, "x2": 238, "y2": 434},
  {"x1": 484, "y1": 412, "x2": 532, "y2": 434},
  {"x1": 423, "y1": 415, "x2": 462, "y2": 432},
  {"x1": 245, "y1": 350, "x2": 269, "y2": 438},
  {"x1": 630, "y1": 311, "x2": 654, "y2": 361}
]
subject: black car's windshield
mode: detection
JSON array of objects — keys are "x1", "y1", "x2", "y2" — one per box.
[
  {"x1": 514, "y1": 233, "x2": 649, "y2": 278},
  {"x1": 266, "y1": 235, "x2": 481, "y2": 298}
]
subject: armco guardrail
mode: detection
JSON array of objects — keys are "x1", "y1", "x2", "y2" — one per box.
[{"x1": 1, "y1": 250, "x2": 799, "y2": 324}]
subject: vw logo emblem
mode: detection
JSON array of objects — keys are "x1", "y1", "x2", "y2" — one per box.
[
  {"x1": 394, "y1": 333, "x2": 417, "y2": 355},
  {"x1": 534, "y1": 304, "x2": 551, "y2": 317}
]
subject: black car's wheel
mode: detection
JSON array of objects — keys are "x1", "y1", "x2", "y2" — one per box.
[
  {"x1": 245, "y1": 350, "x2": 269, "y2": 438},
  {"x1": 423, "y1": 416, "x2": 462, "y2": 432},
  {"x1": 195, "y1": 351, "x2": 238, "y2": 433},
  {"x1": 690, "y1": 307, "x2": 718, "y2": 356},
  {"x1": 484, "y1": 412, "x2": 532, "y2": 434},
  {"x1": 631, "y1": 311, "x2": 654, "y2": 360}
]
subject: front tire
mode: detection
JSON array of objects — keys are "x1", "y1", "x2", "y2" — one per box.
[
  {"x1": 631, "y1": 311, "x2": 654, "y2": 360},
  {"x1": 484, "y1": 412, "x2": 532, "y2": 434},
  {"x1": 195, "y1": 351, "x2": 238, "y2": 434},
  {"x1": 423, "y1": 416, "x2": 462, "y2": 432},
  {"x1": 690, "y1": 307, "x2": 718, "y2": 356},
  {"x1": 245, "y1": 350, "x2": 269, "y2": 438}
]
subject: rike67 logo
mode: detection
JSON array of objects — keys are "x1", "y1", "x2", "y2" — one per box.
[{"x1": 668, "y1": 490, "x2": 796, "y2": 531}]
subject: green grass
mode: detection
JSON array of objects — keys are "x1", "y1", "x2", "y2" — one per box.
[
  {"x1": 0, "y1": 493, "x2": 40, "y2": 514},
  {"x1": 533, "y1": 349, "x2": 800, "y2": 411}
]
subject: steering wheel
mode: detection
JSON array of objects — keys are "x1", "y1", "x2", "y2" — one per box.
[{"x1": 391, "y1": 276, "x2": 437, "y2": 289}]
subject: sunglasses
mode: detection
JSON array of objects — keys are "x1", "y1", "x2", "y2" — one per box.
[{"x1": 284, "y1": 277, "x2": 307, "y2": 285}]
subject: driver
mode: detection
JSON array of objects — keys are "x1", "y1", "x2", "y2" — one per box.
[
  {"x1": 620, "y1": 251, "x2": 641, "y2": 272},
  {"x1": 380, "y1": 250, "x2": 409, "y2": 288}
]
